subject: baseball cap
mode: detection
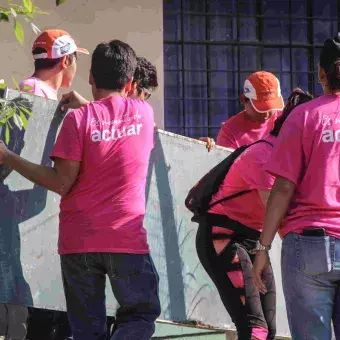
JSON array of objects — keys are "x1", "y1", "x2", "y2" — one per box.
[
  {"x1": 32, "y1": 29, "x2": 89, "y2": 60},
  {"x1": 243, "y1": 71, "x2": 284, "y2": 113}
]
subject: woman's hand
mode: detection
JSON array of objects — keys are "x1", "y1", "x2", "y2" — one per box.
[
  {"x1": 199, "y1": 137, "x2": 215, "y2": 152},
  {"x1": 252, "y1": 250, "x2": 270, "y2": 294}
]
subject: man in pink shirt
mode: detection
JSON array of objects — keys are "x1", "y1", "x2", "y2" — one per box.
[
  {"x1": 15, "y1": 28, "x2": 89, "y2": 340},
  {"x1": 0, "y1": 40, "x2": 160, "y2": 340},
  {"x1": 202, "y1": 72, "x2": 284, "y2": 151},
  {"x1": 19, "y1": 29, "x2": 89, "y2": 100}
]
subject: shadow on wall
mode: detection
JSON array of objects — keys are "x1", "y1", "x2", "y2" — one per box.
[
  {"x1": 0, "y1": 97, "x2": 65, "y2": 307},
  {"x1": 145, "y1": 132, "x2": 187, "y2": 321}
]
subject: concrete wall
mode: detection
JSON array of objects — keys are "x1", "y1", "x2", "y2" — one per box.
[
  {"x1": 0, "y1": 91, "x2": 291, "y2": 338},
  {"x1": 0, "y1": 0, "x2": 164, "y2": 127}
]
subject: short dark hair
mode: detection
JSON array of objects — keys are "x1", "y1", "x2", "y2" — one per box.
[
  {"x1": 270, "y1": 88, "x2": 313, "y2": 137},
  {"x1": 91, "y1": 40, "x2": 137, "y2": 91},
  {"x1": 133, "y1": 57, "x2": 158, "y2": 94},
  {"x1": 320, "y1": 35, "x2": 340, "y2": 92},
  {"x1": 33, "y1": 48, "x2": 77, "y2": 71}
]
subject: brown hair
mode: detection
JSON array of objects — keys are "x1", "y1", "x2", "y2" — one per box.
[{"x1": 270, "y1": 88, "x2": 313, "y2": 137}]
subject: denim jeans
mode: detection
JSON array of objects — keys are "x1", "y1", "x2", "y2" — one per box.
[
  {"x1": 60, "y1": 253, "x2": 161, "y2": 340},
  {"x1": 282, "y1": 232, "x2": 340, "y2": 340}
]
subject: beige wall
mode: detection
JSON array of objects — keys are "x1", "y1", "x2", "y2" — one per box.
[{"x1": 1, "y1": 0, "x2": 164, "y2": 127}]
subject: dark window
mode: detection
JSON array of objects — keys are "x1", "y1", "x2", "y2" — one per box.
[{"x1": 164, "y1": 0, "x2": 340, "y2": 138}]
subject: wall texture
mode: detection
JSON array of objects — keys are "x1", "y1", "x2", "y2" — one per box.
[{"x1": 0, "y1": 0, "x2": 164, "y2": 127}]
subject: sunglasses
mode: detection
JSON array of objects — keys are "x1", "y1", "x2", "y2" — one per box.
[{"x1": 141, "y1": 87, "x2": 151, "y2": 100}]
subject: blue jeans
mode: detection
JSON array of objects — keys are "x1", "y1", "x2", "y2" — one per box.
[
  {"x1": 281, "y1": 232, "x2": 340, "y2": 340},
  {"x1": 60, "y1": 253, "x2": 161, "y2": 340}
]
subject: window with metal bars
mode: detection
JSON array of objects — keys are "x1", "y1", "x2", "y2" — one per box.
[{"x1": 163, "y1": 0, "x2": 340, "y2": 139}]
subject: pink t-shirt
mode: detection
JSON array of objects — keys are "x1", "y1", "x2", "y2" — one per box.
[
  {"x1": 19, "y1": 77, "x2": 58, "y2": 100},
  {"x1": 209, "y1": 135, "x2": 276, "y2": 231},
  {"x1": 265, "y1": 94, "x2": 340, "y2": 239},
  {"x1": 51, "y1": 95, "x2": 155, "y2": 255},
  {"x1": 217, "y1": 110, "x2": 280, "y2": 150}
]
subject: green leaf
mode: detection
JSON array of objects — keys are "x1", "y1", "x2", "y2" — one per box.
[
  {"x1": 23, "y1": 0, "x2": 33, "y2": 13},
  {"x1": 14, "y1": 20, "x2": 24, "y2": 45},
  {"x1": 13, "y1": 112, "x2": 23, "y2": 130},
  {"x1": 12, "y1": 75, "x2": 19, "y2": 90},
  {"x1": 6, "y1": 107, "x2": 16, "y2": 120},
  {"x1": 19, "y1": 112, "x2": 28, "y2": 129},
  {"x1": 21, "y1": 84, "x2": 33, "y2": 92},
  {"x1": 0, "y1": 82, "x2": 7, "y2": 90},
  {"x1": 10, "y1": 7, "x2": 17, "y2": 18},
  {"x1": 5, "y1": 124, "x2": 10, "y2": 145},
  {"x1": 56, "y1": 0, "x2": 67, "y2": 6},
  {"x1": 0, "y1": 12, "x2": 9, "y2": 22},
  {"x1": 18, "y1": 105, "x2": 32, "y2": 116},
  {"x1": 7, "y1": 119, "x2": 12, "y2": 129}
]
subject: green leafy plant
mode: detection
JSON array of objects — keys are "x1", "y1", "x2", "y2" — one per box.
[
  {"x1": 0, "y1": 91, "x2": 32, "y2": 144},
  {"x1": 0, "y1": 0, "x2": 50, "y2": 45}
]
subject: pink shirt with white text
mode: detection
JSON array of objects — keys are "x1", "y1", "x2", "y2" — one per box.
[
  {"x1": 51, "y1": 95, "x2": 154, "y2": 255},
  {"x1": 265, "y1": 94, "x2": 340, "y2": 238}
]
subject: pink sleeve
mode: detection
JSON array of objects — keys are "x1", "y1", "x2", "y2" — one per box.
[
  {"x1": 19, "y1": 80, "x2": 39, "y2": 96},
  {"x1": 264, "y1": 112, "x2": 304, "y2": 185},
  {"x1": 240, "y1": 147, "x2": 275, "y2": 190},
  {"x1": 217, "y1": 124, "x2": 237, "y2": 149},
  {"x1": 51, "y1": 111, "x2": 83, "y2": 162}
]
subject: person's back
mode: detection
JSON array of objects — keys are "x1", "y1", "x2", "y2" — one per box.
[
  {"x1": 266, "y1": 95, "x2": 340, "y2": 238},
  {"x1": 253, "y1": 36, "x2": 340, "y2": 340},
  {"x1": 52, "y1": 95, "x2": 154, "y2": 254},
  {"x1": 47, "y1": 39, "x2": 161, "y2": 340}
]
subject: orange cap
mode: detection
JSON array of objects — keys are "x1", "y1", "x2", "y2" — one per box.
[
  {"x1": 243, "y1": 71, "x2": 284, "y2": 113},
  {"x1": 32, "y1": 29, "x2": 89, "y2": 60}
]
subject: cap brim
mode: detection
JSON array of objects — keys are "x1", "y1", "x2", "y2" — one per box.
[
  {"x1": 250, "y1": 96, "x2": 284, "y2": 113},
  {"x1": 76, "y1": 47, "x2": 90, "y2": 55}
]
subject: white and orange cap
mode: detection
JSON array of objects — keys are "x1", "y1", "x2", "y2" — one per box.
[
  {"x1": 243, "y1": 71, "x2": 284, "y2": 113},
  {"x1": 32, "y1": 29, "x2": 89, "y2": 60}
]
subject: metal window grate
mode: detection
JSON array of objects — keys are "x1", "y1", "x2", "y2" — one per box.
[{"x1": 163, "y1": 0, "x2": 340, "y2": 139}]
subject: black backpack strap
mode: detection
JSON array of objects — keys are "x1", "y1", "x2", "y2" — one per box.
[
  {"x1": 251, "y1": 139, "x2": 273, "y2": 147},
  {"x1": 207, "y1": 189, "x2": 252, "y2": 210},
  {"x1": 206, "y1": 139, "x2": 273, "y2": 210}
]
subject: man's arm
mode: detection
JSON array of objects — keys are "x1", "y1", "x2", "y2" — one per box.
[
  {"x1": 1, "y1": 145, "x2": 80, "y2": 196},
  {"x1": 60, "y1": 91, "x2": 90, "y2": 111},
  {"x1": 259, "y1": 176, "x2": 295, "y2": 246},
  {"x1": 0, "y1": 109, "x2": 84, "y2": 197}
]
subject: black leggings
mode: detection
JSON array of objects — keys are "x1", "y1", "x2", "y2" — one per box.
[{"x1": 196, "y1": 222, "x2": 276, "y2": 340}]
